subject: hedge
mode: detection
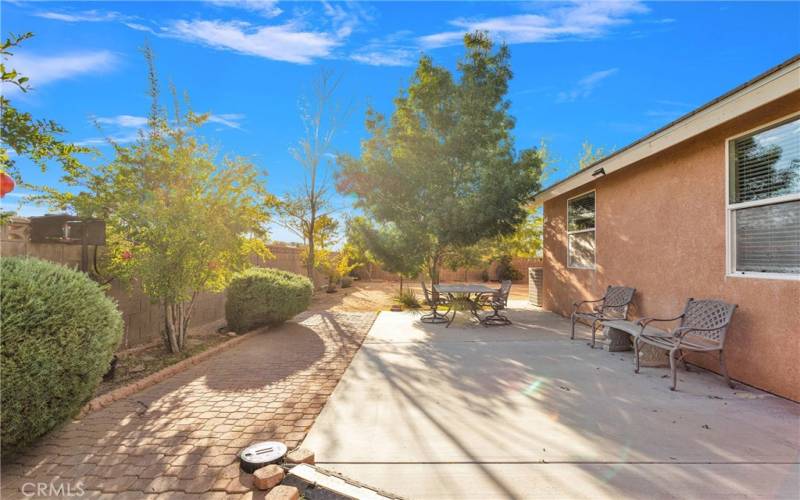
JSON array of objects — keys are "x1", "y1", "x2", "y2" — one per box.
[
  {"x1": 225, "y1": 268, "x2": 313, "y2": 333},
  {"x1": 1, "y1": 257, "x2": 123, "y2": 455}
]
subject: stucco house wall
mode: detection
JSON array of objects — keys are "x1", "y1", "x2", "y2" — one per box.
[{"x1": 542, "y1": 90, "x2": 800, "y2": 401}]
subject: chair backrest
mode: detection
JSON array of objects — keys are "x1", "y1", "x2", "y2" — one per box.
[
  {"x1": 680, "y1": 298, "x2": 737, "y2": 346},
  {"x1": 601, "y1": 286, "x2": 636, "y2": 319},
  {"x1": 497, "y1": 280, "x2": 512, "y2": 306}
]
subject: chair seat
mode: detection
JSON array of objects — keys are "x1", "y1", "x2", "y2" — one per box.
[
  {"x1": 639, "y1": 331, "x2": 720, "y2": 352},
  {"x1": 573, "y1": 310, "x2": 604, "y2": 321}
]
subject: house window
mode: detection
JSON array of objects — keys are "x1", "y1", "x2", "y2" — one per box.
[
  {"x1": 728, "y1": 116, "x2": 800, "y2": 278},
  {"x1": 567, "y1": 191, "x2": 596, "y2": 269}
]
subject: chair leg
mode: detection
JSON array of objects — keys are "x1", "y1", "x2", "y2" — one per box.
[
  {"x1": 570, "y1": 314, "x2": 576, "y2": 340},
  {"x1": 669, "y1": 348, "x2": 679, "y2": 391},
  {"x1": 590, "y1": 320, "x2": 600, "y2": 349},
  {"x1": 633, "y1": 337, "x2": 640, "y2": 374},
  {"x1": 679, "y1": 349, "x2": 690, "y2": 371},
  {"x1": 719, "y1": 350, "x2": 734, "y2": 389}
]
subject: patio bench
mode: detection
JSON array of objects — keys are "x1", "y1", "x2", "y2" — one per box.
[
  {"x1": 571, "y1": 285, "x2": 636, "y2": 348},
  {"x1": 604, "y1": 298, "x2": 738, "y2": 391}
]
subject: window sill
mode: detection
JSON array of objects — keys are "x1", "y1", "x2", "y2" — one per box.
[{"x1": 726, "y1": 272, "x2": 800, "y2": 282}]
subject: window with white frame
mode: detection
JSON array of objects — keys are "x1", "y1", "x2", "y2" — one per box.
[
  {"x1": 728, "y1": 116, "x2": 800, "y2": 277},
  {"x1": 567, "y1": 191, "x2": 596, "y2": 269}
]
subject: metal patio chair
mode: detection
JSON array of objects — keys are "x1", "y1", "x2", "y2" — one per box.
[
  {"x1": 571, "y1": 285, "x2": 636, "y2": 348},
  {"x1": 480, "y1": 280, "x2": 513, "y2": 326},
  {"x1": 420, "y1": 281, "x2": 450, "y2": 324},
  {"x1": 634, "y1": 298, "x2": 737, "y2": 391}
]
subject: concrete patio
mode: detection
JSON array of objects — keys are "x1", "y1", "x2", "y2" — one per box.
[{"x1": 304, "y1": 301, "x2": 800, "y2": 499}]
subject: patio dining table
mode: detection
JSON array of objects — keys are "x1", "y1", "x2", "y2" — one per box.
[{"x1": 434, "y1": 283, "x2": 498, "y2": 327}]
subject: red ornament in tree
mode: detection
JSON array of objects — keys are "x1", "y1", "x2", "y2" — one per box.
[
  {"x1": 121, "y1": 250, "x2": 133, "y2": 261},
  {"x1": 0, "y1": 172, "x2": 15, "y2": 198}
]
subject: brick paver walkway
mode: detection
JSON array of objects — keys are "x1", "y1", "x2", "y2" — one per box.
[{"x1": 1, "y1": 311, "x2": 377, "y2": 499}]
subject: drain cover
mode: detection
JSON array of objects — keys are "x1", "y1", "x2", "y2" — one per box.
[{"x1": 239, "y1": 441, "x2": 287, "y2": 473}]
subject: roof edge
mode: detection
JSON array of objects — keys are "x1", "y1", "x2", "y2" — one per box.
[{"x1": 531, "y1": 53, "x2": 800, "y2": 206}]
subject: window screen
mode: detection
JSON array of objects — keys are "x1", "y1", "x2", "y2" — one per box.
[
  {"x1": 735, "y1": 200, "x2": 800, "y2": 274},
  {"x1": 729, "y1": 116, "x2": 800, "y2": 276},
  {"x1": 567, "y1": 192, "x2": 596, "y2": 269}
]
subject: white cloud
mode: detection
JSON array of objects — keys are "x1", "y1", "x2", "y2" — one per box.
[
  {"x1": 321, "y1": 0, "x2": 366, "y2": 38},
  {"x1": 207, "y1": 113, "x2": 246, "y2": 129},
  {"x1": 350, "y1": 30, "x2": 417, "y2": 67},
  {"x1": 76, "y1": 132, "x2": 141, "y2": 147},
  {"x1": 351, "y1": 48, "x2": 417, "y2": 67},
  {"x1": 95, "y1": 115, "x2": 149, "y2": 128},
  {"x1": 419, "y1": 1, "x2": 649, "y2": 48},
  {"x1": 557, "y1": 68, "x2": 618, "y2": 103},
  {"x1": 206, "y1": 0, "x2": 283, "y2": 18},
  {"x1": 3, "y1": 51, "x2": 117, "y2": 93},
  {"x1": 124, "y1": 22, "x2": 158, "y2": 34},
  {"x1": 34, "y1": 9, "x2": 124, "y2": 23},
  {"x1": 166, "y1": 19, "x2": 340, "y2": 64}
]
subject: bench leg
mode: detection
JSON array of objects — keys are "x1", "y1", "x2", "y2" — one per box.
[
  {"x1": 570, "y1": 314, "x2": 576, "y2": 340},
  {"x1": 590, "y1": 319, "x2": 600, "y2": 349},
  {"x1": 669, "y1": 347, "x2": 679, "y2": 391},
  {"x1": 678, "y1": 349, "x2": 690, "y2": 371},
  {"x1": 633, "y1": 336, "x2": 640, "y2": 374},
  {"x1": 719, "y1": 350, "x2": 734, "y2": 389}
]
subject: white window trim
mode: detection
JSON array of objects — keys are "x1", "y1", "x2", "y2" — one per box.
[
  {"x1": 566, "y1": 189, "x2": 596, "y2": 270},
  {"x1": 724, "y1": 112, "x2": 800, "y2": 281}
]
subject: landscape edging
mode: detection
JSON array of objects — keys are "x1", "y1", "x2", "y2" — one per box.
[{"x1": 79, "y1": 330, "x2": 258, "y2": 417}]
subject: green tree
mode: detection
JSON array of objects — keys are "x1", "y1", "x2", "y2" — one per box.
[
  {"x1": 577, "y1": 140, "x2": 610, "y2": 170},
  {"x1": 337, "y1": 32, "x2": 542, "y2": 283},
  {"x1": 1, "y1": 32, "x2": 90, "y2": 183},
  {"x1": 348, "y1": 217, "x2": 426, "y2": 293},
  {"x1": 37, "y1": 46, "x2": 271, "y2": 353}
]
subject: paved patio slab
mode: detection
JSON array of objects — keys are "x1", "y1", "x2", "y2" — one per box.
[
  {"x1": 303, "y1": 305, "x2": 800, "y2": 499},
  {"x1": 1, "y1": 312, "x2": 377, "y2": 499}
]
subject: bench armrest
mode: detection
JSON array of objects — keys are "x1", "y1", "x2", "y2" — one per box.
[
  {"x1": 572, "y1": 298, "x2": 604, "y2": 313},
  {"x1": 637, "y1": 314, "x2": 684, "y2": 327}
]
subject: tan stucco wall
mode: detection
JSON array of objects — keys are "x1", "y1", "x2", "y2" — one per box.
[{"x1": 542, "y1": 90, "x2": 800, "y2": 401}]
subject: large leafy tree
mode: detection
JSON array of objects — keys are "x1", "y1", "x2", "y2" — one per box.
[
  {"x1": 348, "y1": 217, "x2": 426, "y2": 292},
  {"x1": 37, "y1": 46, "x2": 271, "y2": 353},
  {"x1": 1, "y1": 32, "x2": 89, "y2": 183},
  {"x1": 337, "y1": 32, "x2": 543, "y2": 283}
]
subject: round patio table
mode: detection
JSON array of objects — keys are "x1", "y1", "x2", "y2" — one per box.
[{"x1": 434, "y1": 283, "x2": 498, "y2": 328}]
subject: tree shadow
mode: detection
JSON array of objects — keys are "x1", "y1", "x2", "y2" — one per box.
[{"x1": 319, "y1": 306, "x2": 799, "y2": 498}]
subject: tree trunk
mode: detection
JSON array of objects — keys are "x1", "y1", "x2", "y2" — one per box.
[
  {"x1": 399, "y1": 275, "x2": 403, "y2": 294},
  {"x1": 306, "y1": 202, "x2": 317, "y2": 284},
  {"x1": 163, "y1": 297, "x2": 196, "y2": 354}
]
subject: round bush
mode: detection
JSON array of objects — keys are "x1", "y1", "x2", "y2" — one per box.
[
  {"x1": 1, "y1": 257, "x2": 123, "y2": 455},
  {"x1": 225, "y1": 268, "x2": 313, "y2": 333}
]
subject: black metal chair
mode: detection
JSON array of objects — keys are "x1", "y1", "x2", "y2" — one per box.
[
  {"x1": 634, "y1": 298, "x2": 737, "y2": 391},
  {"x1": 420, "y1": 281, "x2": 450, "y2": 324},
  {"x1": 480, "y1": 280, "x2": 513, "y2": 326},
  {"x1": 571, "y1": 285, "x2": 636, "y2": 348}
]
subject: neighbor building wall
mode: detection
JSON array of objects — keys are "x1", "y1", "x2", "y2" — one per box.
[{"x1": 542, "y1": 90, "x2": 800, "y2": 401}]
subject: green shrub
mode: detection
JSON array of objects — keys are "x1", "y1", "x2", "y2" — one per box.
[
  {"x1": 1, "y1": 257, "x2": 123, "y2": 456},
  {"x1": 394, "y1": 289, "x2": 421, "y2": 309},
  {"x1": 225, "y1": 268, "x2": 313, "y2": 332},
  {"x1": 340, "y1": 276, "x2": 353, "y2": 288},
  {"x1": 496, "y1": 255, "x2": 522, "y2": 281}
]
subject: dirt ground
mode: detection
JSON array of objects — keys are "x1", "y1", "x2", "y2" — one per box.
[{"x1": 307, "y1": 279, "x2": 528, "y2": 313}]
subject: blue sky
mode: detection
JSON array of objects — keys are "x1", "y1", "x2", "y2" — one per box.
[{"x1": 3, "y1": 1, "x2": 799, "y2": 243}]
